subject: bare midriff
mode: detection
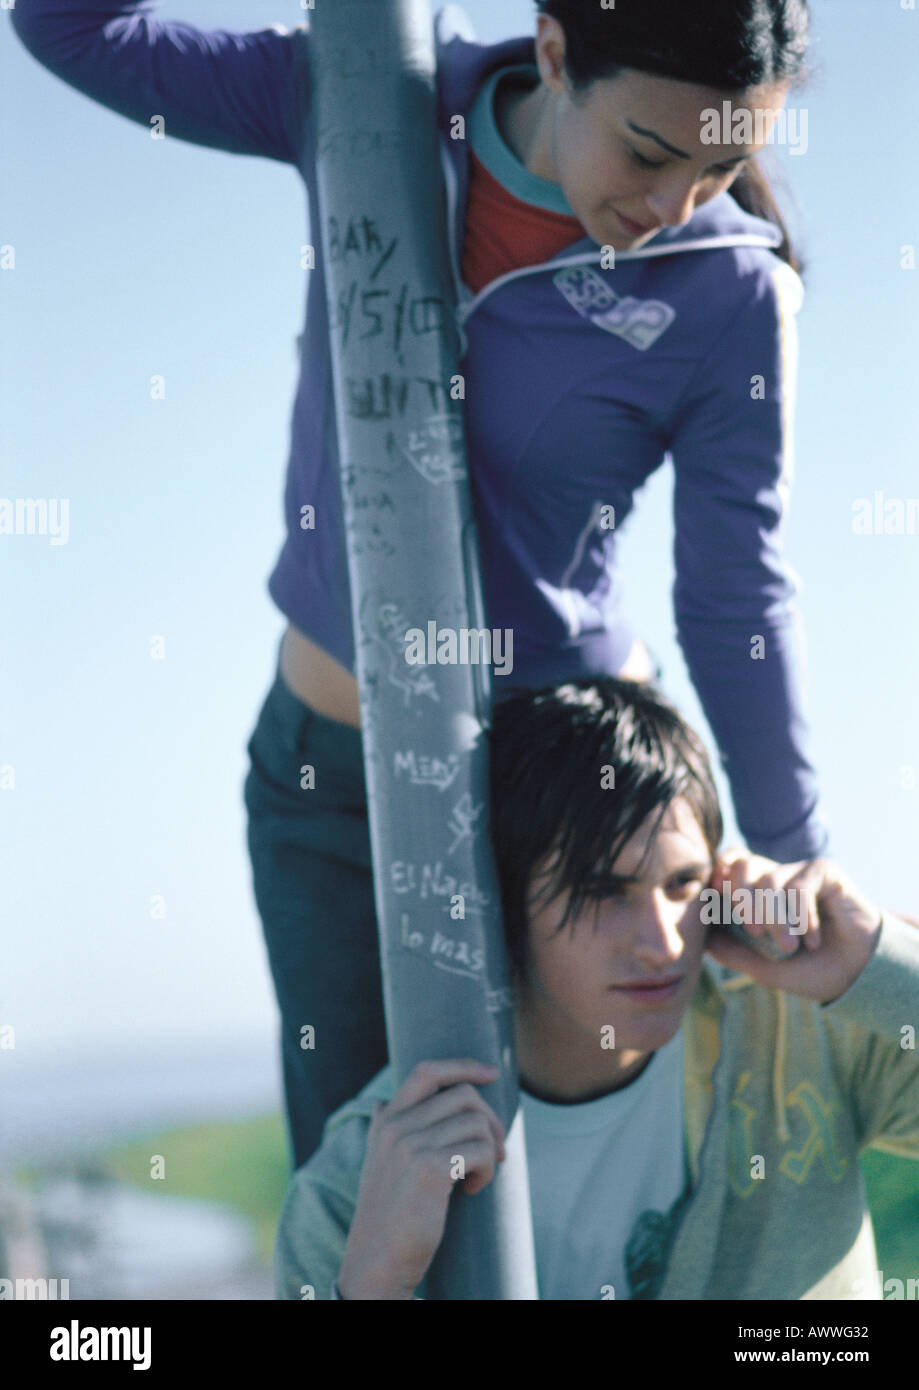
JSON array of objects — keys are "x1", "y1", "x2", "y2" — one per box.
[
  {"x1": 278, "y1": 621, "x2": 657, "y2": 730},
  {"x1": 280, "y1": 623, "x2": 363, "y2": 728}
]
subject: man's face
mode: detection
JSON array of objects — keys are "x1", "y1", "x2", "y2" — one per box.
[{"x1": 520, "y1": 798, "x2": 715, "y2": 1054}]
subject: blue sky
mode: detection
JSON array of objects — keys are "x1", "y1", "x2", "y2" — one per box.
[{"x1": 2, "y1": 0, "x2": 918, "y2": 1067}]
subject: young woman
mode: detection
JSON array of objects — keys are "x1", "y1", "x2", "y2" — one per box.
[{"x1": 12, "y1": 0, "x2": 830, "y2": 1169}]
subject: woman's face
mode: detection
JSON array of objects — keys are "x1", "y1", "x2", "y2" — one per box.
[{"x1": 532, "y1": 18, "x2": 792, "y2": 249}]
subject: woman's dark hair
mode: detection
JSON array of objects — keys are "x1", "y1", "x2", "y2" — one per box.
[
  {"x1": 535, "y1": 0, "x2": 811, "y2": 274},
  {"x1": 488, "y1": 678, "x2": 723, "y2": 983}
]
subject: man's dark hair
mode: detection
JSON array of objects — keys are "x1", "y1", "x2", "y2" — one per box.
[{"x1": 487, "y1": 677, "x2": 723, "y2": 982}]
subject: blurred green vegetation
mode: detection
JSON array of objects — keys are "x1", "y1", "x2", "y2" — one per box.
[
  {"x1": 103, "y1": 1113, "x2": 289, "y2": 1263},
  {"x1": 860, "y1": 1149, "x2": 919, "y2": 1285}
]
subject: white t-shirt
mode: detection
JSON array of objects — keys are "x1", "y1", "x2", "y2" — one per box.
[{"x1": 520, "y1": 1026, "x2": 687, "y2": 1300}]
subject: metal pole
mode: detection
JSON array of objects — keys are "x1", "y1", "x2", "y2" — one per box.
[{"x1": 307, "y1": 0, "x2": 538, "y2": 1299}]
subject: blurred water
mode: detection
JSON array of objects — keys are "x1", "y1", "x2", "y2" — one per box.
[{"x1": 34, "y1": 1177, "x2": 269, "y2": 1299}]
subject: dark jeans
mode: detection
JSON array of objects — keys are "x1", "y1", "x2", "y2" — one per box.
[{"x1": 243, "y1": 645, "x2": 386, "y2": 1171}]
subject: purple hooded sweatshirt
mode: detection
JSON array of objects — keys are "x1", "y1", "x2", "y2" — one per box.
[{"x1": 11, "y1": 1, "x2": 829, "y2": 861}]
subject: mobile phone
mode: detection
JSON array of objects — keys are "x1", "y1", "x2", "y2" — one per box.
[{"x1": 723, "y1": 919, "x2": 802, "y2": 962}]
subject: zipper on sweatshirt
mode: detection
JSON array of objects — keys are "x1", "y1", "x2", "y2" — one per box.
[{"x1": 655, "y1": 990, "x2": 737, "y2": 1300}]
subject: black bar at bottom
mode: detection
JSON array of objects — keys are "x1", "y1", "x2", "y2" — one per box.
[{"x1": 2, "y1": 1297, "x2": 914, "y2": 1375}]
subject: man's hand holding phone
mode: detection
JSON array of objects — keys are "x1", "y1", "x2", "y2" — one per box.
[{"x1": 705, "y1": 851, "x2": 883, "y2": 1004}]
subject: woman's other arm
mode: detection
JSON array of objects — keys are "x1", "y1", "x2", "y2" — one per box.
[
  {"x1": 669, "y1": 258, "x2": 829, "y2": 863},
  {"x1": 10, "y1": 0, "x2": 310, "y2": 164}
]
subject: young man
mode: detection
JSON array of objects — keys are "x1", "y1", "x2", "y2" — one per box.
[{"x1": 274, "y1": 679, "x2": 919, "y2": 1300}]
